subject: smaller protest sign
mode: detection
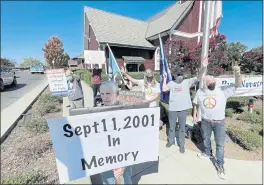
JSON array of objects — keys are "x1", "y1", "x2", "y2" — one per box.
[
  {"x1": 84, "y1": 50, "x2": 106, "y2": 65},
  {"x1": 46, "y1": 69, "x2": 69, "y2": 96},
  {"x1": 216, "y1": 75, "x2": 263, "y2": 97},
  {"x1": 118, "y1": 91, "x2": 145, "y2": 104}
]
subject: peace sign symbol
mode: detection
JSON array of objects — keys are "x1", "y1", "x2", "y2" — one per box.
[{"x1": 203, "y1": 97, "x2": 216, "y2": 109}]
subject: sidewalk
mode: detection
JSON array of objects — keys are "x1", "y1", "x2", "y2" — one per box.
[{"x1": 63, "y1": 81, "x2": 263, "y2": 184}]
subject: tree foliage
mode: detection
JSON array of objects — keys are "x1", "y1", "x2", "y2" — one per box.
[
  {"x1": 165, "y1": 34, "x2": 228, "y2": 76},
  {"x1": 227, "y1": 42, "x2": 248, "y2": 66},
  {"x1": 42, "y1": 36, "x2": 70, "y2": 68},
  {"x1": 1, "y1": 58, "x2": 16, "y2": 66},
  {"x1": 240, "y1": 46, "x2": 263, "y2": 74},
  {"x1": 21, "y1": 57, "x2": 42, "y2": 67}
]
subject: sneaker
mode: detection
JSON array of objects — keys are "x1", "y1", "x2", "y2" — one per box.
[
  {"x1": 197, "y1": 153, "x2": 214, "y2": 159},
  {"x1": 166, "y1": 142, "x2": 173, "y2": 148},
  {"x1": 179, "y1": 147, "x2": 185, "y2": 154},
  {"x1": 215, "y1": 163, "x2": 226, "y2": 180}
]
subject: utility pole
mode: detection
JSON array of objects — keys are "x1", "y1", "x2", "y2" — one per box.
[{"x1": 197, "y1": 1, "x2": 213, "y2": 121}]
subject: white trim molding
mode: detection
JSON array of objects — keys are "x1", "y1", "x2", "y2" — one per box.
[{"x1": 172, "y1": 30, "x2": 203, "y2": 38}]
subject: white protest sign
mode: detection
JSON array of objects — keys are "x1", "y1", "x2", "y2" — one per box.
[
  {"x1": 216, "y1": 75, "x2": 263, "y2": 97},
  {"x1": 84, "y1": 50, "x2": 106, "y2": 65},
  {"x1": 47, "y1": 107, "x2": 160, "y2": 184},
  {"x1": 154, "y1": 47, "x2": 160, "y2": 71},
  {"x1": 46, "y1": 69, "x2": 69, "y2": 96}
]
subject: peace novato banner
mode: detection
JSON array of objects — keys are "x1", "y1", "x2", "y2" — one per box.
[{"x1": 216, "y1": 75, "x2": 263, "y2": 97}]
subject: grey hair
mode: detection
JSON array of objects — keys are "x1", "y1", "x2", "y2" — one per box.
[{"x1": 100, "y1": 80, "x2": 119, "y2": 95}]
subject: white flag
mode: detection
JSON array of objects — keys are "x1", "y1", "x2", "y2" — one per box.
[{"x1": 210, "y1": 1, "x2": 222, "y2": 36}]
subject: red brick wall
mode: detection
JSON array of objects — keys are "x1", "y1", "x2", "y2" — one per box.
[
  {"x1": 106, "y1": 58, "x2": 154, "y2": 72},
  {"x1": 144, "y1": 59, "x2": 155, "y2": 71}
]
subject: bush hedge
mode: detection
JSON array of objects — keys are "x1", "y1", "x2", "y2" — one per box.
[
  {"x1": 73, "y1": 69, "x2": 160, "y2": 86},
  {"x1": 1, "y1": 172, "x2": 48, "y2": 184},
  {"x1": 25, "y1": 116, "x2": 49, "y2": 134},
  {"x1": 25, "y1": 90, "x2": 63, "y2": 134},
  {"x1": 237, "y1": 111, "x2": 262, "y2": 125},
  {"x1": 226, "y1": 97, "x2": 251, "y2": 112},
  {"x1": 227, "y1": 124, "x2": 262, "y2": 151},
  {"x1": 225, "y1": 108, "x2": 234, "y2": 118}
]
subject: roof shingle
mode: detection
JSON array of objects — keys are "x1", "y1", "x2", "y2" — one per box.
[{"x1": 84, "y1": 1, "x2": 194, "y2": 48}]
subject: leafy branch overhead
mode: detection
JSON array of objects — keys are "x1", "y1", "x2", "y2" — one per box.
[
  {"x1": 42, "y1": 36, "x2": 70, "y2": 68},
  {"x1": 164, "y1": 34, "x2": 263, "y2": 76},
  {"x1": 165, "y1": 34, "x2": 228, "y2": 76}
]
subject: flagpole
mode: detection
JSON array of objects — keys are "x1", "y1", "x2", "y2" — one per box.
[
  {"x1": 106, "y1": 43, "x2": 124, "y2": 81},
  {"x1": 197, "y1": 1, "x2": 213, "y2": 122}
]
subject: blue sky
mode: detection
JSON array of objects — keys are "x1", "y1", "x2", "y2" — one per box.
[{"x1": 1, "y1": 1, "x2": 262, "y2": 64}]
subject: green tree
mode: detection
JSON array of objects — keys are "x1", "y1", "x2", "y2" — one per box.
[
  {"x1": 240, "y1": 46, "x2": 263, "y2": 74},
  {"x1": 21, "y1": 57, "x2": 42, "y2": 67},
  {"x1": 252, "y1": 46, "x2": 263, "y2": 53},
  {"x1": 227, "y1": 42, "x2": 248, "y2": 66},
  {"x1": 42, "y1": 36, "x2": 70, "y2": 68},
  {"x1": 1, "y1": 58, "x2": 11, "y2": 66}
]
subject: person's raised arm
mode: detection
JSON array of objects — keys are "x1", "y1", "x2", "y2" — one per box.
[
  {"x1": 162, "y1": 72, "x2": 169, "y2": 92},
  {"x1": 222, "y1": 64, "x2": 242, "y2": 98},
  {"x1": 192, "y1": 90, "x2": 199, "y2": 122},
  {"x1": 120, "y1": 67, "x2": 139, "y2": 85},
  {"x1": 233, "y1": 65, "x2": 242, "y2": 89}
]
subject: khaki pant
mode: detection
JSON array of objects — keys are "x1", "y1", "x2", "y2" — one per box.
[{"x1": 69, "y1": 98, "x2": 84, "y2": 109}]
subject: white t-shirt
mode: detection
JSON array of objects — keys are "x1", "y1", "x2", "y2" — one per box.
[
  {"x1": 138, "y1": 81, "x2": 160, "y2": 107},
  {"x1": 193, "y1": 86, "x2": 236, "y2": 120},
  {"x1": 167, "y1": 77, "x2": 197, "y2": 111}
]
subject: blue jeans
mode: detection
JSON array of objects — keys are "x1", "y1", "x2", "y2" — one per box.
[
  {"x1": 201, "y1": 119, "x2": 226, "y2": 166},
  {"x1": 101, "y1": 166, "x2": 132, "y2": 184}
]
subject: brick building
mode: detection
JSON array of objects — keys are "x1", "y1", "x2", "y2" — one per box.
[{"x1": 83, "y1": 0, "x2": 206, "y2": 72}]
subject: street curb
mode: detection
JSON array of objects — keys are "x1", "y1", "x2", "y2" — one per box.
[{"x1": 0, "y1": 82, "x2": 48, "y2": 143}]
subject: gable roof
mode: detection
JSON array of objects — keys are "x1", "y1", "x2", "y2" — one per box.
[
  {"x1": 84, "y1": 7, "x2": 153, "y2": 49},
  {"x1": 145, "y1": 1, "x2": 194, "y2": 38},
  {"x1": 84, "y1": 1, "x2": 194, "y2": 49}
]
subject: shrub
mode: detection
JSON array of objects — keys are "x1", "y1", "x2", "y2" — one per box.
[
  {"x1": 254, "y1": 108, "x2": 263, "y2": 115},
  {"x1": 1, "y1": 172, "x2": 48, "y2": 184},
  {"x1": 32, "y1": 92, "x2": 62, "y2": 116},
  {"x1": 24, "y1": 116, "x2": 49, "y2": 134},
  {"x1": 237, "y1": 111, "x2": 262, "y2": 125},
  {"x1": 39, "y1": 92, "x2": 63, "y2": 104},
  {"x1": 226, "y1": 97, "x2": 251, "y2": 112},
  {"x1": 74, "y1": 69, "x2": 92, "y2": 85},
  {"x1": 227, "y1": 124, "x2": 262, "y2": 151},
  {"x1": 225, "y1": 108, "x2": 234, "y2": 118}
]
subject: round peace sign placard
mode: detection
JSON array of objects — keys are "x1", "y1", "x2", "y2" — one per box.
[{"x1": 203, "y1": 97, "x2": 216, "y2": 109}]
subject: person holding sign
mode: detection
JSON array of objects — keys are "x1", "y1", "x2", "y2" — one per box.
[
  {"x1": 121, "y1": 68, "x2": 159, "y2": 107},
  {"x1": 192, "y1": 65, "x2": 242, "y2": 180},
  {"x1": 99, "y1": 81, "x2": 133, "y2": 184},
  {"x1": 67, "y1": 75, "x2": 84, "y2": 109}
]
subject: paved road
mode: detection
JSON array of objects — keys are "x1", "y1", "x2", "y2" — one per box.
[{"x1": 1, "y1": 71, "x2": 47, "y2": 111}]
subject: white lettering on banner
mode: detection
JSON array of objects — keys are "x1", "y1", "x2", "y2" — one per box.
[
  {"x1": 216, "y1": 75, "x2": 263, "y2": 97},
  {"x1": 46, "y1": 69, "x2": 68, "y2": 96},
  {"x1": 84, "y1": 50, "x2": 106, "y2": 64},
  {"x1": 47, "y1": 107, "x2": 160, "y2": 184}
]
